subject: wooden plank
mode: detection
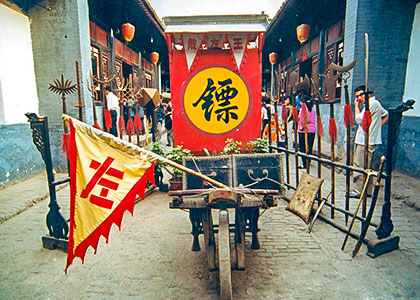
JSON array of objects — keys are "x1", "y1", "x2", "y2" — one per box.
[
  {"x1": 235, "y1": 209, "x2": 246, "y2": 270},
  {"x1": 202, "y1": 209, "x2": 216, "y2": 271},
  {"x1": 218, "y1": 209, "x2": 233, "y2": 300},
  {"x1": 169, "y1": 198, "x2": 207, "y2": 209},
  {"x1": 168, "y1": 188, "x2": 279, "y2": 197}
]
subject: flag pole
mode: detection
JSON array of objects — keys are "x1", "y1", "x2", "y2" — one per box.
[{"x1": 62, "y1": 115, "x2": 227, "y2": 189}]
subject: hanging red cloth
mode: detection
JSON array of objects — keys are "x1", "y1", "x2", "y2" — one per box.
[
  {"x1": 126, "y1": 119, "x2": 134, "y2": 135},
  {"x1": 344, "y1": 103, "x2": 354, "y2": 129},
  {"x1": 134, "y1": 114, "x2": 143, "y2": 133},
  {"x1": 118, "y1": 116, "x2": 125, "y2": 132},
  {"x1": 362, "y1": 110, "x2": 372, "y2": 132},
  {"x1": 317, "y1": 115, "x2": 325, "y2": 137},
  {"x1": 104, "y1": 109, "x2": 112, "y2": 131},
  {"x1": 281, "y1": 104, "x2": 288, "y2": 123},
  {"x1": 329, "y1": 118, "x2": 337, "y2": 144},
  {"x1": 62, "y1": 133, "x2": 70, "y2": 157},
  {"x1": 292, "y1": 107, "x2": 299, "y2": 127}
]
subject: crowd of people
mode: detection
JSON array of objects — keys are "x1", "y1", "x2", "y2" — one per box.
[
  {"x1": 261, "y1": 85, "x2": 388, "y2": 198},
  {"x1": 105, "y1": 86, "x2": 173, "y2": 146}
]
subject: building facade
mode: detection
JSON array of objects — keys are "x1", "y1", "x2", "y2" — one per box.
[
  {"x1": 0, "y1": 0, "x2": 168, "y2": 186},
  {"x1": 264, "y1": 0, "x2": 420, "y2": 177}
]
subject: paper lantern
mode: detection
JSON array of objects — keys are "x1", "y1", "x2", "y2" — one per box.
[
  {"x1": 269, "y1": 52, "x2": 278, "y2": 65},
  {"x1": 150, "y1": 52, "x2": 159, "y2": 64},
  {"x1": 122, "y1": 23, "x2": 135, "y2": 42},
  {"x1": 296, "y1": 24, "x2": 310, "y2": 43}
]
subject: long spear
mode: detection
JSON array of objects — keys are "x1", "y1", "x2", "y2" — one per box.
[
  {"x1": 116, "y1": 78, "x2": 128, "y2": 138},
  {"x1": 48, "y1": 74, "x2": 77, "y2": 156},
  {"x1": 86, "y1": 72, "x2": 100, "y2": 129},
  {"x1": 361, "y1": 33, "x2": 372, "y2": 218},
  {"x1": 329, "y1": 58, "x2": 357, "y2": 224},
  {"x1": 352, "y1": 156, "x2": 386, "y2": 257},
  {"x1": 92, "y1": 74, "x2": 116, "y2": 133},
  {"x1": 341, "y1": 169, "x2": 375, "y2": 251},
  {"x1": 126, "y1": 75, "x2": 135, "y2": 143},
  {"x1": 74, "y1": 61, "x2": 85, "y2": 122}
]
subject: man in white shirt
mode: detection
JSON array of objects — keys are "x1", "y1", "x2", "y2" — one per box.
[
  {"x1": 350, "y1": 85, "x2": 388, "y2": 198},
  {"x1": 105, "y1": 86, "x2": 119, "y2": 137}
]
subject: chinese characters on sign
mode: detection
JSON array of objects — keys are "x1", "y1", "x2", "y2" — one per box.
[
  {"x1": 183, "y1": 65, "x2": 251, "y2": 135},
  {"x1": 193, "y1": 78, "x2": 239, "y2": 124}
]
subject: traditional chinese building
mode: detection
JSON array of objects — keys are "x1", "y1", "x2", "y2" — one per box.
[
  {"x1": 0, "y1": 0, "x2": 168, "y2": 186},
  {"x1": 164, "y1": 14, "x2": 269, "y2": 152},
  {"x1": 263, "y1": 0, "x2": 420, "y2": 177}
]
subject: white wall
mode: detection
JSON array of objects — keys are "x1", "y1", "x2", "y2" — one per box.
[
  {"x1": 0, "y1": 4, "x2": 38, "y2": 124},
  {"x1": 403, "y1": 3, "x2": 420, "y2": 117}
]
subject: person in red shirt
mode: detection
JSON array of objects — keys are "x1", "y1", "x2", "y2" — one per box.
[{"x1": 263, "y1": 115, "x2": 281, "y2": 147}]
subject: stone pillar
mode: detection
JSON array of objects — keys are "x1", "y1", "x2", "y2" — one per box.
[{"x1": 28, "y1": 0, "x2": 92, "y2": 170}]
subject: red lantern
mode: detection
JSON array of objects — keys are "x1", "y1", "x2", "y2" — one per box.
[
  {"x1": 296, "y1": 24, "x2": 310, "y2": 43},
  {"x1": 122, "y1": 23, "x2": 135, "y2": 42},
  {"x1": 150, "y1": 52, "x2": 159, "y2": 64},
  {"x1": 269, "y1": 52, "x2": 278, "y2": 65}
]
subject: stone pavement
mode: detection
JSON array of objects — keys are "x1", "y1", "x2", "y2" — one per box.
[{"x1": 0, "y1": 165, "x2": 420, "y2": 299}]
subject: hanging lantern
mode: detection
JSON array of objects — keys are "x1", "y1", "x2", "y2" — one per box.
[
  {"x1": 296, "y1": 24, "x2": 310, "y2": 43},
  {"x1": 269, "y1": 52, "x2": 278, "y2": 65},
  {"x1": 122, "y1": 23, "x2": 135, "y2": 42},
  {"x1": 150, "y1": 52, "x2": 159, "y2": 64}
]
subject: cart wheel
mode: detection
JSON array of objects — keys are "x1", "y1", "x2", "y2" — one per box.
[{"x1": 218, "y1": 209, "x2": 232, "y2": 300}]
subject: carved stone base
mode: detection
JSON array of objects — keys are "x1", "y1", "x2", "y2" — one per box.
[
  {"x1": 366, "y1": 235, "x2": 400, "y2": 258},
  {"x1": 42, "y1": 235, "x2": 68, "y2": 253}
]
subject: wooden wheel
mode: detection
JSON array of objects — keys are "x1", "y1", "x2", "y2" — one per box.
[{"x1": 218, "y1": 209, "x2": 232, "y2": 300}]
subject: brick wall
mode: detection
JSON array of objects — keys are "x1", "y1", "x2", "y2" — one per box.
[
  {"x1": 28, "y1": 0, "x2": 92, "y2": 170},
  {"x1": 349, "y1": 0, "x2": 416, "y2": 109},
  {"x1": 0, "y1": 123, "x2": 43, "y2": 187},
  {"x1": 396, "y1": 116, "x2": 420, "y2": 178}
]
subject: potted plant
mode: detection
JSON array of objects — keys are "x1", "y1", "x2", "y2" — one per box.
[
  {"x1": 166, "y1": 145, "x2": 191, "y2": 190},
  {"x1": 245, "y1": 138, "x2": 269, "y2": 153},
  {"x1": 219, "y1": 138, "x2": 243, "y2": 155}
]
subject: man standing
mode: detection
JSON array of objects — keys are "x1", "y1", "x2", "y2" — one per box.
[
  {"x1": 105, "y1": 86, "x2": 119, "y2": 137},
  {"x1": 138, "y1": 105, "x2": 145, "y2": 135},
  {"x1": 283, "y1": 96, "x2": 294, "y2": 149},
  {"x1": 261, "y1": 93, "x2": 274, "y2": 138},
  {"x1": 164, "y1": 105, "x2": 173, "y2": 146},
  {"x1": 350, "y1": 85, "x2": 388, "y2": 198}
]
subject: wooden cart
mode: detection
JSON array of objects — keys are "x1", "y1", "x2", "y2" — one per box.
[{"x1": 169, "y1": 154, "x2": 284, "y2": 299}]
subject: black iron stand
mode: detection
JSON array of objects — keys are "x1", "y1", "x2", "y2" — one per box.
[
  {"x1": 26, "y1": 113, "x2": 69, "y2": 252},
  {"x1": 367, "y1": 99, "x2": 415, "y2": 257}
]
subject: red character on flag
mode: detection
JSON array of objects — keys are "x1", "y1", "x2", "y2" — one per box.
[{"x1": 80, "y1": 157, "x2": 125, "y2": 209}]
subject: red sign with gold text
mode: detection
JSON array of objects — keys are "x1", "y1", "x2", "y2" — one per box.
[
  {"x1": 181, "y1": 64, "x2": 252, "y2": 136},
  {"x1": 167, "y1": 33, "x2": 264, "y2": 152}
]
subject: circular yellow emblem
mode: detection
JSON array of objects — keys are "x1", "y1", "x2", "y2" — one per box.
[{"x1": 182, "y1": 65, "x2": 251, "y2": 135}]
